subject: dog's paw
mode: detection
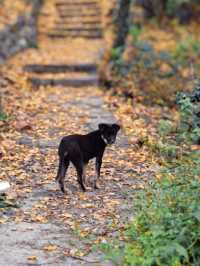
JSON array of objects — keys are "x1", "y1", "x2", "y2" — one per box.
[{"x1": 58, "y1": 182, "x2": 65, "y2": 194}]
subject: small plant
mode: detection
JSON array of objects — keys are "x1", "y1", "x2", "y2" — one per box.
[
  {"x1": 111, "y1": 46, "x2": 125, "y2": 69},
  {"x1": 0, "y1": 111, "x2": 8, "y2": 122},
  {"x1": 111, "y1": 46, "x2": 123, "y2": 61},
  {"x1": 28, "y1": 41, "x2": 38, "y2": 49},
  {"x1": 158, "y1": 119, "x2": 173, "y2": 138},
  {"x1": 129, "y1": 25, "x2": 142, "y2": 43}
]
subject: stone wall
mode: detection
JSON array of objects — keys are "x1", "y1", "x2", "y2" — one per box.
[{"x1": 0, "y1": 0, "x2": 42, "y2": 64}]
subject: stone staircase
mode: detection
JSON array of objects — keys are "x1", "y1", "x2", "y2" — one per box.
[
  {"x1": 23, "y1": 63, "x2": 98, "y2": 87},
  {"x1": 47, "y1": 0, "x2": 102, "y2": 39},
  {"x1": 24, "y1": 0, "x2": 103, "y2": 88}
]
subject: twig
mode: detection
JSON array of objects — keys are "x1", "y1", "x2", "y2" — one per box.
[{"x1": 67, "y1": 255, "x2": 100, "y2": 264}]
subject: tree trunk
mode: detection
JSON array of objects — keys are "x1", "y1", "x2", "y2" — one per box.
[{"x1": 113, "y1": 0, "x2": 132, "y2": 49}]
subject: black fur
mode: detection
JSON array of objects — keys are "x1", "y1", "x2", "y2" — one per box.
[{"x1": 56, "y1": 123, "x2": 120, "y2": 193}]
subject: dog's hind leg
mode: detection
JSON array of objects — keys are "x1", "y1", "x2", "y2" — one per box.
[
  {"x1": 72, "y1": 160, "x2": 86, "y2": 192},
  {"x1": 56, "y1": 155, "x2": 69, "y2": 193}
]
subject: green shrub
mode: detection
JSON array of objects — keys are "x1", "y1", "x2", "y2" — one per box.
[
  {"x1": 166, "y1": 0, "x2": 192, "y2": 16},
  {"x1": 100, "y1": 154, "x2": 200, "y2": 266}
]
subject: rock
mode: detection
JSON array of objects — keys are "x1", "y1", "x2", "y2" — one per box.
[
  {"x1": 36, "y1": 139, "x2": 58, "y2": 149},
  {"x1": 0, "y1": 0, "x2": 42, "y2": 64},
  {"x1": 18, "y1": 38, "x2": 27, "y2": 48},
  {"x1": 135, "y1": 41, "x2": 153, "y2": 52},
  {"x1": 17, "y1": 136, "x2": 33, "y2": 146},
  {"x1": 0, "y1": 181, "x2": 10, "y2": 194}
]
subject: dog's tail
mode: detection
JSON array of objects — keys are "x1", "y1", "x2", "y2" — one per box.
[{"x1": 55, "y1": 152, "x2": 68, "y2": 181}]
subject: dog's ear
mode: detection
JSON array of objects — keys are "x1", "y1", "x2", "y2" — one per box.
[
  {"x1": 112, "y1": 124, "x2": 120, "y2": 132},
  {"x1": 98, "y1": 123, "x2": 108, "y2": 132}
]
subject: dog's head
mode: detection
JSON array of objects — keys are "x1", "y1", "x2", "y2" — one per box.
[{"x1": 98, "y1": 123, "x2": 120, "y2": 145}]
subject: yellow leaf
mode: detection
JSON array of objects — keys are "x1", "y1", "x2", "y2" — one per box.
[
  {"x1": 27, "y1": 256, "x2": 37, "y2": 261},
  {"x1": 43, "y1": 244, "x2": 57, "y2": 252},
  {"x1": 31, "y1": 215, "x2": 48, "y2": 223}
]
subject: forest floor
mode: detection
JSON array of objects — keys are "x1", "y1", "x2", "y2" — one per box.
[{"x1": 0, "y1": 1, "x2": 157, "y2": 265}]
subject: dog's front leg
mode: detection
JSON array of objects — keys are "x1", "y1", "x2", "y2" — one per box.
[
  {"x1": 94, "y1": 157, "x2": 102, "y2": 189},
  {"x1": 82, "y1": 163, "x2": 88, "y2": 186},
  {"x1": 73, "y1": 161, "x2": 86, "y2": 192}
]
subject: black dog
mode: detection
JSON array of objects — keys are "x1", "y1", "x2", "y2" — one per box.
[{"x1": 56, "y1": 123, "x2": 120, "y2": 193}]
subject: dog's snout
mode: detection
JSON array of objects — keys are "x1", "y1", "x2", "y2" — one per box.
[{"x1": 109, "y1": 137, "x2": 116, "y2": 144}]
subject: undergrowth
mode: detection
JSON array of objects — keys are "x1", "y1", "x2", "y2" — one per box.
[{"x1": 100, "y1": 154, "x2": 200, "y2": 266}]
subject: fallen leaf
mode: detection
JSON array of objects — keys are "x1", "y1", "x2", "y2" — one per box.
[
  {"x1": 27, "y1": 256, "x2": 37, "y2": 261},
  {"x1": 43, "y1": 244, "x2": 57, "y2": 252}
]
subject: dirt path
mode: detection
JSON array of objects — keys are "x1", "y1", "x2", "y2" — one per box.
[{"x1": 0, "y1": 1, "x2": 152, "y2": 265}]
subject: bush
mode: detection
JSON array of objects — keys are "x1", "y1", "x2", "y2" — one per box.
[
  {"x1": 136, "y1": 0, "x2": 194, "y2": 22},
  {"x1": 100, "y1": 154, "x2": 200, "y2": 266},
  {"x1": 166, "y1": 0, "x2": 192, "y2": 16}
]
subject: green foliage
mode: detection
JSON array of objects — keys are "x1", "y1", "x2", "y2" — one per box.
[
  {"x1": 176, "y1": 81, "x2": 200, "y2": 143},
  {"x1": 129, "y1": 25, "x2": 142, "y2": 43},
  {"x1": 172, "y1": 38, "x2": 200, "y2": 62},
  {"x1": 158, "y1": 119, "x2": 173, "y2": 137},
  {"x1": 111, "y1": 46, "x2": 124, "y2": 69},
  {"x1": 28, "y1": 41, "x2": 38, "y2": 49},
  {"x1": 166, "y1": 0, "x2": 192, "y2": 16},
  {"x1": 111, "y1": 46, "x2": 123, "y2": 61},
  {"x1": 100, "y1": 154, "x2": 200, "y2": 266},
  {"x1": 146, "y1": 140, "x2": 179, "y2": 160},
  {"x1": 0, "y1": 111, "x2": 8, "y2": 121}
]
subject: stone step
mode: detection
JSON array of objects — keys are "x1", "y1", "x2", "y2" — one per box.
[
  {"x1": 47, "y1": 32, "x2": 102, "y2": 39},
  {"x1": 55, "y1": 20, "x2": 102, "y2": 26},
  {"x1": 59, "y1": 13, "x2": 100, "y2": 18},
  {"x1": 28, "y1": 76, "x2": 98, "y2": 87},
  {"x1": 52, "y1": 27, "x2": 102, "y2": 33},
  {"x1": 23, "y1": 64, "x2": 97, "y2": 73},
  {"x1": 57, "y1": 7, "x2": 101, "y2": 13},
  {"x1": 55, "y1": 1, "x2": 99, "y2": 7},
  {"x1": 56, "y1": 3, "x2": 100, "y2": 10},
  {"x1": 58, "y1": 11, "x2": 101, "y2": 17}
]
